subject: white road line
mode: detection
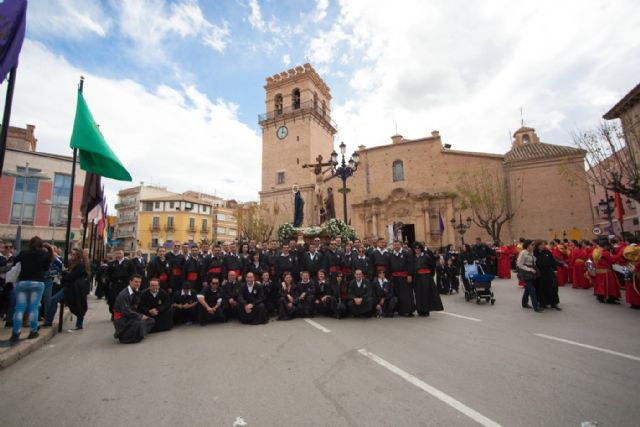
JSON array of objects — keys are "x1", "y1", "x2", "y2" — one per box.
[
  {"x1": 535, "y1": 333, "x2": 640, "y2": 362},
  {"x1": 358, "y1": 348, "x2": 502, "y2": 427},
  {"x1": 304, "y1": 318, "x2": 331, "y2": 333},
  {"x1": 434, "y1": 311, "x2": 482, "y2": 322}
]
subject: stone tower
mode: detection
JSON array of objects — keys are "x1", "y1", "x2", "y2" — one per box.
[{"x1": 259, "y1": 63, "x2": 337, "y2": 228}]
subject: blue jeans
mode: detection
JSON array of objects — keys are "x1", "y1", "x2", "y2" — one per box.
[
  {"x1": 45, "y1": 289, "x2": 65, "y2": 325},
  {"x1": 522, "y1": 279, "x2": 539, "y2": 310},
  {"x1": 43, "y1": 281, "x2": 53, "y2": 321},
  {"x1": 4, "y1": 284, "x2": 16, "y2": 325},
  {"x1": 13, "y1": 281, "x2": 45, "y2": 334}
]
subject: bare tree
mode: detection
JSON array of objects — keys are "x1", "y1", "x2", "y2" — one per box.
[
  {"x1": 235, "y1": 202, "x2": 279, "y2": 243},
  {"x1": 456, "y1": 166, "x2": 524, "y2": 244},
  {"x1": 572, "y1": 120, "x2": 640, "y2": 202}
]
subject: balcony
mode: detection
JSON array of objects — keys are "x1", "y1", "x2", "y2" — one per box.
[
  {"x1": 114, "y1": 199, "x2": 136, "y2": 210},
  {"x1": 258, "y1": 100, "x2": 337, "y2": 133},
  {"x1": 117, "y1": 215, "x2": 137, "y2": 224},
  {"x1": 150, "y1": 223, "x2": 161, "y2": 231},
  {"x1": 188, "y1": 225, "x2": 198, "y2": 233},
  {"x1": 164, "y1": 224, "x2": 175, "y2": 232}
]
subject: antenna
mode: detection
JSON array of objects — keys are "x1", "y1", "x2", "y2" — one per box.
[
  {"x1": 520, "y1": 107, "x2": 524, "y2": 127},
  {"x1": 394, "y1": 122, "x2": 398, "y2": 135},
  {"x1": 508, "y1": 130, "x2": 512, "y2": 145}
]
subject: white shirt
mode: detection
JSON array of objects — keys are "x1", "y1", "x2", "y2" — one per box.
[
  {"x1": 356, "y1": 280, "x2": 363, "y2": 288},
  {"x1": 247, "y1": 283, "x2": 254, "y2": 293},
  {"x1": 127, "y1": 286, "x2": 134, "y2": 295}
]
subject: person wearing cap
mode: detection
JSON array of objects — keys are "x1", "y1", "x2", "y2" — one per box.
[
  {"x1": 238, "y1": 272, "x2": 268, "y2": 325},
  {"x1": 197, "y1": 277, "x2": 226, "y2": 325},
  {"x1": 413, "y1": 242, "x2": 443, "y2": 316},
  {"x1": 138, "y1": 277, "x2": 173, "y2": 332},
  {"x1": 172, "y1": 281, "x2": 198, "y2": 325},
  {"x1": 389, "y1": 240, "x2": 414, "y2": 316}
]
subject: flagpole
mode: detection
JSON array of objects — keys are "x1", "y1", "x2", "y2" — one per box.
[
  {"x1": 59, "y1": 76, "x2": 84, "y2": 332},
  {"x1": 0, "y1": 67, "x2": 17, "y2": 177}
]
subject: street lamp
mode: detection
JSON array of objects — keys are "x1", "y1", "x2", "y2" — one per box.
[
  {"x1": 450, "y1": 211, "x2": 472, "y2": 245},
  {"x1": 330, "y1": 141, "x2": 359, "y2": 223},
  {"x1": 598, "y1": 193, "x2": 615, "y2": 235}
]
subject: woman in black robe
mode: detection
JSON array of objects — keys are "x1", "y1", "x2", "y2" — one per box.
[
  {"x1": 412, "y1": 243, "x2": 443, "y2": 316},
  {"x1": 534, "y1": 241, "x2": 562, "y2": 310}
]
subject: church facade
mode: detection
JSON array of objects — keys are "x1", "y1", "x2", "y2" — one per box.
[{"x1": 259, "y1": 65, "x2": 594, "y2": 246}]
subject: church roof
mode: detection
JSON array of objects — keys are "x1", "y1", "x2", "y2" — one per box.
[
  {"x1": 504, "y1": 142, "x2": 585, "y2": 163},
  {"x1": 603, "y1": 81, "x2": 640, "y2": 120}
]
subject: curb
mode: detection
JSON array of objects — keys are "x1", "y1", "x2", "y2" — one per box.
[{"x1": 0, "y1": 310, "x2": 73, "y2": 370}]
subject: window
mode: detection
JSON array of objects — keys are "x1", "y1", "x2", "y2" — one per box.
[
  {"x1": 217, "y1": 213, "x2": 226, "y2": 221},
  {"x1": 169, "y1": 201, "x2": 175, "y2": 209},
  {"x1": 167, "y1": 216, "x2": 175, "y2": 229},
  {"x1": 202, "y1": 219, "x2": 208, "y2": 232},
  {"x1": 11, "y1": 167, "x2": 40, "y2": 225},
  {"x1": 151, "y1": 238, "x2": 159, "y2": 248},
  {"x1": 217, "y1": 227, "x2": 226, "y2": 234},
  {"x1": 152, "y1": 216, "x2": 160, "y2": 228},
  {"x1": 229, "y1": 228, "x2": 237, "y2": 236},
  {"x1": 154, "y1": 201, "x2": 160, "y2": 209},
  {"x1": 275, "y1": 94, "x2": 283, "y2": 115},
  {"x1": 313, "y1": 92, "x2": 318, "y2": 110},
  {"x1": 50, "y1": 173, "x2": 71, "y2": 226},
  {"x1": 142, "y1": 202, "x2": 153, "y2": 212},
  {"x1": 322, "y1": 100, "x2": 326, "y2": 117},
  {"x1": 277, "y1": 171, "x2": 285, "y2": 185},
  {"x1": 392, "y1": 160, "x2": 404, "y2": 182},
  {"x1": 189, "y1": 217, "x2": 195, "y2": 230},
  {"x1": 203, "y1": 206, "x2": 208, "y2": 213},
  {"x1": 292, "y1": 88, "x2": 300, "y2": 109},
  {"x1": 522, "y1": 134, "x2": 530, "y2": 144}
]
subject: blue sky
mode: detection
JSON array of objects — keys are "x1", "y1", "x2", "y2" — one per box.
[{"x1": 8, "y1": 0, "x2": 640, "y2": 206}]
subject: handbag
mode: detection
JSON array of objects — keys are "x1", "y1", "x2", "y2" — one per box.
[
  {"x1": 5, "y1": 262, "x2": 21, "y2": 284},
  {"x1": 517, "y1": 266, "x2": 538, "y2": 281}
]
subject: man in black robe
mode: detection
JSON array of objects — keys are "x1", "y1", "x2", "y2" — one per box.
[
  {"x1": 223, "y1": 243, "x2": 243, "y2": 279},
  {"x1": 373, "y1": 269, "x2": 397, "y2": 318},
  {"x1": 260, "y1": 271, "x2": 279, "y2": 315},
  {"x1": 238, "y1": 272, "x2": 268, "y2": 325},
  {"x1": 412, "y1": 243, "x2": 443, "y2": 317},
  {"x1": 389, "y1": 240, "x2": 415, "y2": 316},
  {"x1": 297, "y1": 271, "x2": 317, "y2": 317},
  {"x1": 172, "y1": 281, "x2": 198, "y2": 325},
  {"x1": 221, "y1": 271, "x2": 241, "y2": 320},
  {"x1": 107, "y1": 249, "x2": 135, "y2": 315},
  {"x1": 112, "y1": 275, "x2": 155, "y2": 344},
  {"x1": 369, "y1": 238, "x2": 390, "y2": 279},
  {"x1": 314, "y1": 270, "x2": 337, "y2": 317},
  {"x1": 166, "y1": 243, "x2": 185, "y2": 294},
  {"x1": 202, "y1": 245, "x2": 225, "y2": 287},
  {"x1": 147, "y1": 247, "x2": 171, "y2": 293},
  {"x1": 197, "y1": 278, "x2": 226, "y2": 325},
  {"x1": 323, "y1": 240, "x2": 342, "y2": 282},
  {"x1": 302, "y1": 243, "x2": 323, "y2": 280},
  {"x1": 133, "y1": 250, "x2": 147, "y2": 288},
  {"x1": 276, "y1": 245, "x2": 297, "y2": 282},
  {"x1": 183, "y1": 245, "x2": 203, "y2": 293},
  {"x1": 347, "y1": 269, "x2": 374, "y2": 317},
  {"x1": 352, "y1": 247, "x2": 372, "y2": 280},
  {"x1": 139, "y1": 277, "x2": 173, "y2": 332}
]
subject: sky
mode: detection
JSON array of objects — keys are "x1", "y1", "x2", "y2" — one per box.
[{"x1": 6, "y1": 0, "x2": 640, "y2": 210}]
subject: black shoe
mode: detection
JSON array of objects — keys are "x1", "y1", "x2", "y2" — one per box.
[
  {"x1": 27, "y1": 331, "x2": 39, "y2": 339},
  {"x1": 606, "y1": 299, "x2": 620, "y2": 305},
  {"x1": 9, "y1": 333, "x2": 20, "y2": 345},
  {"x1": 552, "y1": 305, "x2": 562, "y2": 311},
  {"x1": 534, "y1": 308, "x2": 544, "y2": 313},
  {"x1": 522, "y1": 304, "x2": 532, "y2": 309}
]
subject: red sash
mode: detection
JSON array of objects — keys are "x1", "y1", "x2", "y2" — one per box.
[
  {"x1": 416, "y1": 268, "x2": 432, "y2": 274},
  {"x1": 186, "y1": 272, "x2": 198, "y2": 281},
  {"x1": 113, "y1": 311, "x2": 123, "y2": 320},
  {"x1": 329, "y1": 266, "x2": 339, "y2": 273},
  {"x1": 172, "y1": 267, "x2": 182, "y2": 276},
  {"x1": 391, "y1": 271, "x2": 408, "y2": 277},
  {"x1": 208, "y1": 267, "x2": 222, "y2": 273},
  {"x1": 159, "y1": 273, "x2": 168, "y2": 281}
]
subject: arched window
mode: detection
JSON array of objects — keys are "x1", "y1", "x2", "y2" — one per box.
[
  {"x1": 322, "y1": 100, "x2": 326, "y2": 116},
  {"x1": 274, "y1": 94, "x2": 283, "y2": 115},
  {"x1": 522, "y1": 134, "x2": 530, "y2": 144},
  {"x1": 392, "y1": 160, "x2": 404, "y2": 182},
  {"x1": 313, "y1": 92, "x2": 318, "y2": 111},
  {"x1": 292, "y1": 88, "x2": 301, "y2": 109}
]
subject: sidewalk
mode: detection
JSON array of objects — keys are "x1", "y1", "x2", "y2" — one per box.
[{"x1": 0, "y1": 309, "x2": 72, "y2": 369}]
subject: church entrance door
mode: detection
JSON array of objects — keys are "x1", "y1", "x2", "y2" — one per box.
[{"x1": 402, "y1": 224, "x2": 416, "y2": 245}]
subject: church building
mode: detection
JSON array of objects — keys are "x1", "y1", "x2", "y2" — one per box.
[{"x1": 259, "y1": 64, "x2": 594, "y2": 246}]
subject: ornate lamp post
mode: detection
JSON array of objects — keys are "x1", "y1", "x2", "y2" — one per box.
[
  {"x1": 330, "y1": 142, "x2": 359, "y2": 223},
  {"x1": 450, "y1": 211, "x2": 472, "y2": 245}
]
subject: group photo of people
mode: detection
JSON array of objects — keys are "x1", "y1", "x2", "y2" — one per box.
[{"x1": 2, "y1": 232, "x2": 639, "y2": 346}]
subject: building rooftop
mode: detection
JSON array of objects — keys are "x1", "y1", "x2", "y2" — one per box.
[
  {"x1": 7, "y1": 146, "x2": 73, "y2": 162},
  {"x1": 603, "y1": 81, "x2": 640, "y2": 120},
  {"x1": 504, "y1": 142, "x2": 585, "y2": 163}
]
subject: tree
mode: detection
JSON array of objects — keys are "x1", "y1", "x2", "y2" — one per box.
[
  {"x1": 235, "y1": 202, "x2": 279, "y2": 243},
  {"x1": 571, "y1": 120, "x2": 640, "y2": 203},
  {"x1": 456, "y1": 166, "x2": 524, "y2": 244}
]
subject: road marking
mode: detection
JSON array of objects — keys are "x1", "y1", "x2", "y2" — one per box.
[
  {"x1": 435, "y1": 311, "x2": 482, "y2": 322},
  {"x1": 233, "y1": 416, "x2": 247, "y2": 426},
  {"x1": 358, "y1": 349, "x2": 502, "y2": 427},
  {"x1": 304, "y1": 318, "x2": 331, "y2": 333},
  {"x1": 535, "y1": 333, "x2": 640, "y2": 362}
]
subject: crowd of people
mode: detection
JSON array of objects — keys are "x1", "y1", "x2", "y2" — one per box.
[{"x1": 1, "y1": 233, "x2": 639, "y2": 346}]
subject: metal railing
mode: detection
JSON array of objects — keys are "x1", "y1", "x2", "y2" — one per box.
[{"x1": 258, "y1": 100, "x2": 337, "y2": 130}]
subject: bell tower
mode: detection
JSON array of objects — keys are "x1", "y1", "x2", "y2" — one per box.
[{"x1": 259, "y1": 63, "x2": 337, "y2": 228}]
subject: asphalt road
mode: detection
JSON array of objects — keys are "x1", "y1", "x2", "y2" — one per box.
[{"x1": 1, "y1": 278, "x2": 639, "y2": 427}]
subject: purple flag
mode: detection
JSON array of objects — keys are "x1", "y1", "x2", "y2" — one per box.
[
  {"x1": 0, "y1": 0, "x2": 27, "y2": 83},
  {"x1": 438, "y1": 209, "x2": 445, "y2": 236}
]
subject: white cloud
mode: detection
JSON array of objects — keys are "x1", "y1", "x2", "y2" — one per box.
[
  {"x1": 116, "y1": 0, "x2": 230, "y2": 63},
  {"x1": 313, "y1": 0, "x2": 330, "y2": 22},
  {"x1": 282, "y1": 54, "x2": 291, "y2": 66},
  {"x1": 28, "y1": 0, "x2": 112, "y2": 39},
  {"x1": 247, "y1": 0, "x2": 266, "y2": 31},
  {"x1": 307, "y1": 0, "x2": 640, "y2": 157},
  {"x1": 12, "y1": 40, "x2": 261, "y2": 208}
]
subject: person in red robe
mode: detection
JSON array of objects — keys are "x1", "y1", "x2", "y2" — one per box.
[
  {"x1": 552, "y1": 243, "x2": 570, "y2": 286},
  {"x1": 496, "y1": 245, "x2": 513, "y2": 279},
  {"x1": 591, "y1": 241, "x2": 623, "y2": 304},
  {"x1": 623, "y1": 246, "x2": 640, "y2": 309},
  {"x1": 571, "y1": 243, "x2": 590, "y2": 289}
]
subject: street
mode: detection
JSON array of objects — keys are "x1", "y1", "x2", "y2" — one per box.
[{"x1": 1, "y1": 278, "x2": 639, "y2": 427}]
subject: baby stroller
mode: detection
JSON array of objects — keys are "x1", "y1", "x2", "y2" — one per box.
[{"x1": 463, "y1": 261, "x2": 496, "y2": 305}]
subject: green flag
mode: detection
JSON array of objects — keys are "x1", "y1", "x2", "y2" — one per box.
[{"x1": 69, "y1": 90, "x2": 132, "y2": 181}]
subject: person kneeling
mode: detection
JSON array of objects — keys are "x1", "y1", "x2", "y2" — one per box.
[
  {"x1": 238, "y1": 272, "x2": 268, "y2": 325},
  {"x1": 374, "y1": 269, "x2": 397, "y2": 318},
  {"x1": 112, "y1": 275, "x2": 155, "y2": 344},
  {"x1": 172, "y1": 281, "x2": 198, "y2": 325},
  {"x1": 347, "y1": 269, "x2": 374, "y2": 317},
  {"x1": 197, "y1": 278, "x2": 226, "y2": 325},
  {"x1": 278, "y1": 273, "x2": 298, "y2": 321},
  {"x1": 139, "y1": 277, "x2": 173, "y2": 333}
]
